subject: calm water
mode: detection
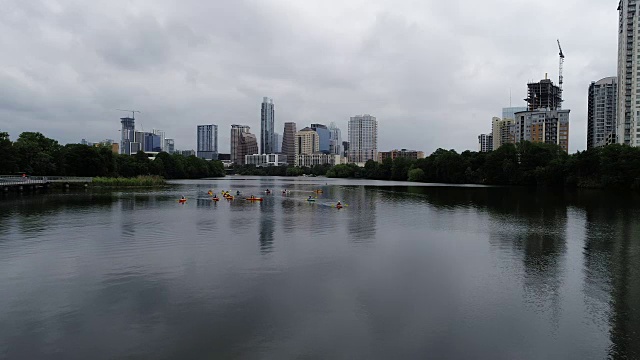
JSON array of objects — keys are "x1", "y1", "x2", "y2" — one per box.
[{"x1": 1, "y1": 177, "x2": 639, "y2": 359}]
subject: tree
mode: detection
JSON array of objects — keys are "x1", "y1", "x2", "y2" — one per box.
[
  {"x1": 0, "y1": 132, "x2": 17, "y2": 174},
  {"x1": 408, "y1": 168, "x2": 425, "y2": 182},
  {"x1": 13, "y1": 132, "x2": 62, "y2": 175}
]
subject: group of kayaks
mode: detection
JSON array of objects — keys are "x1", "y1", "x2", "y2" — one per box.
[{"x1": 181, "y1": 188, "x2": 343, "y2": 208}]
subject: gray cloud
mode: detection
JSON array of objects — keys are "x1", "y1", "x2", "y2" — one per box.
[{"x1": 0, "y1": 0, "x2": 618, "y2": 153}]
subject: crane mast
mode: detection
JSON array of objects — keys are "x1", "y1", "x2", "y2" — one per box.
[{"x1": 557, "y1": 39, "x2": 565, "y2": 92}]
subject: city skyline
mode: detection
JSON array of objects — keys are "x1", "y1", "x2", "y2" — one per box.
[{"x1": 0, "y1": 1, "x2": 617, "y2": 154}]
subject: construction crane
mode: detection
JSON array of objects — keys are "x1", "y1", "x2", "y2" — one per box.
[
  {"x1": 557, "y1": 39, "x2": 565, "y2": 92},
  {"x1": 117, "y1": 109, "x2": 141, "y2": 119},
  {"x1": 117, "y1": 109, "x2": 144, "y2": 131}
]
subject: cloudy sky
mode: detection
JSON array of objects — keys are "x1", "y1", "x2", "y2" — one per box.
[{"x1": 0, "y1": 0, "x2": 618, "y2": 154}]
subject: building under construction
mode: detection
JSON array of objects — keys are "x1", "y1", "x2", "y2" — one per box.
[{"x1": 525, "y1": 77, "x2": 563, "y2": 111}]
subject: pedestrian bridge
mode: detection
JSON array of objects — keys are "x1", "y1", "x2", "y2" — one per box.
[{"x1": 0, "y1": 176, "x2": 92, "y2": 191}]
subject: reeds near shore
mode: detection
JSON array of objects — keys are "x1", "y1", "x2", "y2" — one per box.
[{"x1": 92, "y1": 176, "x2": 167, "y2": 187}]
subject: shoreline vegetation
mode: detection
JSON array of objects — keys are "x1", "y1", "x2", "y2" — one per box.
[
  {"x1": 0, "y1": 132, "x2": 225, "y2": 180},
  {"x1": 236, "y1": 142, "x2": 640, "y2": 191},
  {"x1": 5, "y1": 131, "x2": 640, "y2": 191},
  {"x1": 92, "y1": 176, "x2": 167, "y2": 187}
]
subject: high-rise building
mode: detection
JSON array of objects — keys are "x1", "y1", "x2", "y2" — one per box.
[
  {"x1": 513, "y1": 109, "x2": 570, "y2": 152},
  {"x1": 492, "y1": 117, "x2": 515, "y2": 150},
  {"x1": 295, "y1": 154, "x2": 342, "y2": 167},
  {"x1": 310, "y1": 124, "x2": 331, "y2": 154},
  {"x1": 131, "y1": 131, "x2": 145, "y2": 154},
  {"x1": 261, "y1": 97, "x2": 275, "y2": 154},
  {"x1": 281, "y1": 122, "x2": 297, "y2": 166},
  {"x1": 164, "y1": 139, "x2": 175, "y2": 154},
  {"x1": 478, "y1": 134, "x2": 493, "y2": 153},
  {"x1": 348, "y1": 114, "x2": 378, "y2": 163},
  {"x1": 342, "y1": 141, "x2": 349, "y2": 158},
  {"x1": 502, "y1": 107, "x2": 528, "y2": 120},
  {"x1": 588, "y1": 77, "x2": 618, "y2": 149},
  {"x1": 377, "y1": 149, "x2": 425, "y2": 163},
  {"x1": 197, "y1": 124, "x2": 219, "y2": 160},
  {"x1": 514, "y1": 77, "x2": 570, "y2": 152},
  {"x1": 525, "y1": 77, "x2": 563, "y2": 111},
  {"x1": 143, "y1": 132, "x2": 162, "y2": 152},
  {"x1": 273, "y1": 133, "x2": 282, "y2": 153},
  {"x1": 120, "y1": 117, "x2": 135, "y2": 155},
  {"x1": 618, "y1": 1, "x2": 637, "y2": 145},
  {"x1": 295, "y1": 127, "x2": 320, "y2": 155},
  {"x1": 231, "y1": 125, "x2": 258, "y2": 165},
  {"x1": 153, "y1": 129, "x2": 166, "y2": 152},
  {"x1": 329, "y1": 122, "x2": 342, "y2": 155}
]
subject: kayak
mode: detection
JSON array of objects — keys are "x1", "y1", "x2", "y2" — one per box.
[
  {"x1": 225, "y1": 196, "x2": 234, "y2": 200},
  {"x1": 307, "y1": 199, "x2": 316, "y2": 202},
  {"x1": 246, "y1": 198, "x2": 263, "y2": 202},
  {"x1": 212, "y1": 198, "x2": 220, "y2": 202},
  {"x1": 336, "y1": 205, "x2": 343, "y2": 209},
  {"x1": 179, "y1": 199, "x2": 187, "y2": 203}
]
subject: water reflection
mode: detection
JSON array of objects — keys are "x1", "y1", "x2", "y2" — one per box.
[
  {"x1": 581, "y1": 202, "x2": 640, "y2": 359},
  {"x1": 347, "y1": 186, "x2": 377, "y2": 242},
  {"x1": 3, "y1": 182, "x2": 640, "y2": 358},
  {"x1": 259, "y1": 198, "x2": 275, "y2": 254}
]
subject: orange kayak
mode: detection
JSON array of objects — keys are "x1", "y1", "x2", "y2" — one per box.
[{"x1": 245, "y1": 198, "x2": 264, "y2": 202}]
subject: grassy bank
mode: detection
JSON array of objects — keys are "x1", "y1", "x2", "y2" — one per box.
[{"x1": 92, "y1": 176, "x2": 167, "y2": 187}]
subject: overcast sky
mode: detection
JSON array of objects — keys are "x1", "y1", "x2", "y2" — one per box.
[{"x1": 0, "y1": 0, "x2": 618, "y2": 154}]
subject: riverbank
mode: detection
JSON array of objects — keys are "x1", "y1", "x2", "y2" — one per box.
[{"x1": 92, "y1": 176, "x2": 167, "y2": 187}]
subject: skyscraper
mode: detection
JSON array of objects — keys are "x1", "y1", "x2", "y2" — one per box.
[
  {"x1": 143, "y1": 132, "x2": 162, "y2": 152},
  {"x1": 164, "y1": 139, "x2": 175, "y2": 154},
  {"x1": 295, "y1": 127, "x2": 320, "y2": 155},
  {"x1": 281, "y1": 122, "x2": 297, "y2": 166},
  {"x1": 310, "y1": 124, "x2": 331, "y2": 154},
  {"x1": 273, "y1": 133, "x2": 282, "y2": 153},
  {"x1": 261, "y1": 97, "x2": 275, "y2": 154},
  {"x1": 342, "y1": 141, "x2": 349, "y2": 158},
  {"x1": 512, "y1": 77, "x2": 570, "y2": 152},
  {"x1": 478, "y1": 134, "x2": 493, "y2": 153},
  {"x1": 153, "y1": 129, "x2": 166, "y2": 152},
  {"x1": 197, "y1": 124, "x2": 219, "y2": 160},
  {"x1": 120, "y1": 117, "x2": 135, "y2": 155},
  {"x1": 231, "y1": 125, "x2": 258, "y2": 165},
  {"x1": 588, "y1": 77, "x2": 617, "y2": 149},
  {"x1": 492, "y1": 117, "x2": 515, "y2": 150},
  {"x1": 618, "y1": 1, "x2": 636, "y2": 145},
  {"x1": 328, "y1": 122, "x2": 342, "y2": 155},
  {"x1": 348, "y1": 114, "x2": 378, "y2": 163}
]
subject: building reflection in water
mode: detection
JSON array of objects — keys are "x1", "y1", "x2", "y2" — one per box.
[
  {"x1": 259, "y1": 197, "x2": 275, "y2": 254},
  {"x1": 347, "y1": 186, "x2": 377, "y2": 242},
  {"x1": 476, "y1": 188, "x2": 569, "y2": 328},
  {"x1": 581, "y1": 195, "x2": 640, "y2": 359}
]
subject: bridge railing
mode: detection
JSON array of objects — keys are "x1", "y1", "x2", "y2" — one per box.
[
  {"x1": 0, "y1": 176, "x2": 48, "y2": 186},
  {"x1": 44, "y1": 177, "x2": 93, "y2": 183},
  {"x1": 0, "y1": 176, "x2": 93, "y2": 186}
]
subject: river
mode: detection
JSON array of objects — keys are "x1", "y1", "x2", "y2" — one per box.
[{"x1": 0, "y1": 177, "x2": 639, "y2": 359}]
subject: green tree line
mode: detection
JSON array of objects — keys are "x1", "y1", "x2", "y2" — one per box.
[
  {"x1": 0, "y1": 132, "x2": 225, "y2": 179},
  {"x1": 327, "y1": 142, "x2": 640, "y2": 190}
]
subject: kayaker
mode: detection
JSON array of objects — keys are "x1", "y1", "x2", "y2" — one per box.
[
  {"x1": 236, "y1": 191, "x2": 240, "y2": 196},
  {"x1": 213, "y1": 195, "x2": 219, "y2": 201},
  {"x1": 337, "y1": 201, "x2": 342, "y2": 207},
  {"x1": 308, "y1": 196, "x2": 313, "y2": 200},
  {"x1": 181, "y1": 195, "x2": 186, "y2": 200}
]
